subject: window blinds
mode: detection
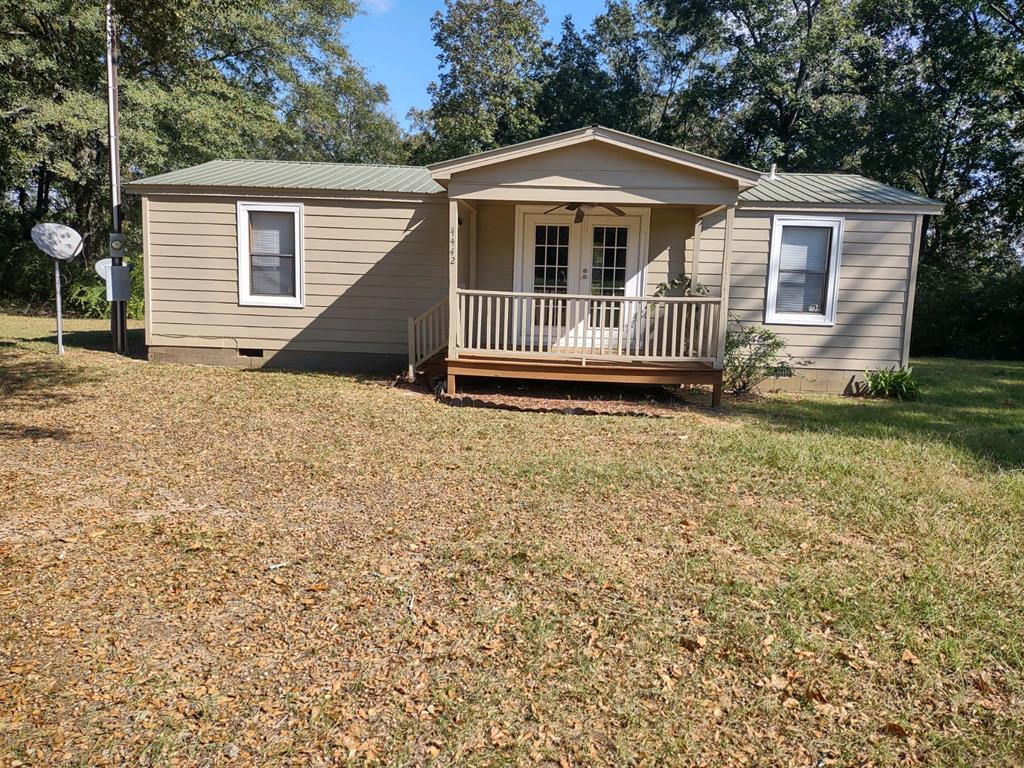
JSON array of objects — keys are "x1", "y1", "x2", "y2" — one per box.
[
  {"x1": 777, "y1": 225, "x2": 830, "y2": 314},
  {"x1": 249, "y1": 212, "x2": 295, "y2": 297}
]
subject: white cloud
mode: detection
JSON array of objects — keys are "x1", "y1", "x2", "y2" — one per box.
[{"x1": 362, "y1": 0, "x2": 394, "y2": 12}]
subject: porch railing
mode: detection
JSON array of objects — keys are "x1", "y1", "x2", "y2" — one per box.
[
  {"x1": 454, "y1": 289, "x2": 721, "y2": 363},
  {"x1": 407, "y1": 297, "x2": 449, "y2": 377}
]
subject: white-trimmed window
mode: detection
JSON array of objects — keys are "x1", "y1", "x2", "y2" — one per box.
[
  {"x1": 237, "y1": 201, "x2": 303, "y2": 307},
  {"x1": 766, "y1": 215, "x2": 843, "y2": 326}
]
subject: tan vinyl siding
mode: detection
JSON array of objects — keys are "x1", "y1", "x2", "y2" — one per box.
[
  {"x1": 473, "y1": 203, "x2": 515, "y2": 291},
  {"x1": 695, "y1": 211, "x2": 726, "y2": 294},
  {"x1": 448, "y1": 143, "x2": 742, "y2": 205},
  {"x1": 645, "y1": 206, "x2": 692, "y2": 295},
  {"x1": 457, "y1": 204, "x2": 472, "y2": 289},
  {"x1": 700, "y1": 209, "x2": 916, "y2": 370},
  {"x1": 144, "y1": 194, "x2": 447, "y2": 356}
]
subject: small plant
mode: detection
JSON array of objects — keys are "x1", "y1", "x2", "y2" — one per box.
[
  {"x1": 66, "y1": 278, "x2": 108, "y2": 318},
  {"x1": 863, "y1": 366, "x2": 920, "y2": 400},
  {"x1": 724, "y1": 321, "x2": 810, "y2": 395},
  {"x1": 654, "y1": 273, "x2": 708, "y2": 297}
]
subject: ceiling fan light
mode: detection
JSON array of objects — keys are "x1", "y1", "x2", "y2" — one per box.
[{"x1": 542, "y1": 202, "x2": 628, "y2": 220}]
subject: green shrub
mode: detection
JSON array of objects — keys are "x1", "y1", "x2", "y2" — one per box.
[
  {"x1": 863, "y1": 366, "x2": 920, "y2": 400},
  {"x1": 66, "y1": 278, "x2": 108, "y2": 318},
  {"x1": 65, "y1": 261, "x2": 145, "y2": 320},
  {"x1": 724, "y1": 322, "x2": 810, "y2": 395}
]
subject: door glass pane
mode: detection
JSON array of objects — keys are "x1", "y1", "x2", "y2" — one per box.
[
  {"x1": 532, "y1": 225, "x2": 570, "y2": 294},
  {"x1": 590, "y1": 226, "x2": 628, "y2": 326},
  {"x1": 591, "y1": 226, "x2": 628, "y2": 297}
]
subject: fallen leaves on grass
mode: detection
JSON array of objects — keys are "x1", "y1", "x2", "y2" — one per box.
[{"x1": 0, "y1": 319, "x2": 1022, "y2": 767}]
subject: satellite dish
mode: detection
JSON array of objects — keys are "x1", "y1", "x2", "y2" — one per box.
[
  {"x1": 95, "y1": 258, "x2": 112, "y2": 281},
  {"x1": 31, "y1": 223, "x2": 83, "y2": 262},
  {"x1": 30, "y1": 222, "x2": 83, "y2": 356}
]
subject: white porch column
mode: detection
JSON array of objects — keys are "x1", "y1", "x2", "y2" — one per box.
[
  {"x1": 714, "y1": 204, "x2": 736, "y2": 367},
  {"x1": 691, "y1": 214, "x2": 702, "y2": 292},
  {"x1": 448, "y1": 199, "x2": 459, "y2": 359},
  {"x1": 901, "y1": 214, "x2": 924, "y2": 367}
]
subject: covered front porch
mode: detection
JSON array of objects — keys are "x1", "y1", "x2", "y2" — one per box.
[
  {"x1": 405, "y1": 127, "x2": 758, "y2": 405},
  {"x1": 411, "y1": 286, "x2": 727, "y2": 402}
]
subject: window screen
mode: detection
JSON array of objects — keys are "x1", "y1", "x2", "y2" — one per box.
[
  {"x1": 776, "y1": 225, "x2": 831, "y2": 314},
  {"x1": 249, "y1": 211, "x2": 296, "y2": 297}
]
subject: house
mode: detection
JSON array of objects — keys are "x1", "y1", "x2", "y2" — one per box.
[{"x1": 127, "y1": 126, "x2": 943, "y2": 403}]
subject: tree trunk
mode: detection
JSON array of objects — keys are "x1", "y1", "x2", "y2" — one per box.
[{"x1": 35, "y1": 163, "x2": 50, "y2": 217}]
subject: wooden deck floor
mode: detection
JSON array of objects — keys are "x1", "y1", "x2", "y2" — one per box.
[{"x1": 433, "y1": 352, "x2": 724, "y2": 407}]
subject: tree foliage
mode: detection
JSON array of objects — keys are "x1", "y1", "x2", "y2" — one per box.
[
  {"x1": 0, "y1": 0, "x2": 404, "y2": 307},
  {"x1": 416, "y1": 0, "x2": 1023, "y2": 358},
  {"x1": 412, "y1": 0, "x2": 548, "y2": 163}
]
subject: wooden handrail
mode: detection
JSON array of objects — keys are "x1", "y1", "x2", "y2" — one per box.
[
  {"x1": 408, "y1": 297, "x2": 449, "y2": 377},
  {"x1": 453, "y1": 290, "x2": 721, "y2": 364},
  {"x1": 455, "y1": 288, "x2": 722, "y2": 304}
]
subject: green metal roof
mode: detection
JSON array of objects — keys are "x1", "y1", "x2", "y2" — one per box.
[
  {"x1": 740, "y1": 173, "x2": 940, "y2": 208},
  {"x1": 129, "y1": 160, "x2": 940, "y2": 209},
  {"x1": 127, "y1": 160, "x2": 444, "y2": 195}
]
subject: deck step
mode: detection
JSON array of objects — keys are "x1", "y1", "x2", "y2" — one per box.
[{"x1": 413, "y1": 348, "x2": 449, "y2": 380}]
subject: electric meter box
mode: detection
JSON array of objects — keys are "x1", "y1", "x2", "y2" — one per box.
[{"x1": 106, "y1": 264, "x2": 132, "y2": 301}]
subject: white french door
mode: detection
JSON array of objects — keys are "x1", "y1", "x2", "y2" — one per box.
[
  {"x1": 579, "y1": 215, "x2": 643, "y2": 351},
  {"x1": 517, "y1": 210, "x2": 644, "y2": 353}
]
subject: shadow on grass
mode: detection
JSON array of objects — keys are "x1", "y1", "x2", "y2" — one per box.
[
  {"x1": 735, "y1": 359, "x2": 1024, "y2": 470},
  {"x1": 0, "y1": 422, "x2": 73, "y2": 441},
  {"x1": 0, "y1": 346, "x2": 100, "y2": 408},
  {"x1": 428, "y1": 376, "x2": 717, "y2": 417},
  {"x1": 56, "y1": 327, "x2": 147, "y2": 358}
]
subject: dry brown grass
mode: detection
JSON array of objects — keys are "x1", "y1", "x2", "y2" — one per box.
[{"x1": 1, "y1": 315, "x2": 1022, "y2": 767}]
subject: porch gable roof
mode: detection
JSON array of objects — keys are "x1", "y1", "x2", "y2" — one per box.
[{"x1": 426, "y1": 125, "x2": 764, "y2": 187}]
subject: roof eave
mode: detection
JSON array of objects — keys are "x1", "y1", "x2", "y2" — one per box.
[
  {"x1": 738, "y1": 199, "x2": 944, "y2": 215},
  {"x1": 124, "y1": 183, "x2": 446, "y2": 200}
]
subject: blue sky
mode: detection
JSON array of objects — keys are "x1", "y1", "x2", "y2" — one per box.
[{"x1": 346, "y1": 0, "x2": 607, "y2": 129}]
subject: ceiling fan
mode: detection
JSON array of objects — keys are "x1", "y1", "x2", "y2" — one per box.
[{"x1": 543, "y1": 202, "x2": 626, "y2": 224}]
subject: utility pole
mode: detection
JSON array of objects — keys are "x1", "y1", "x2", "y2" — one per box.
[{"x1": 105, "y1": 1, "x2": 129, "y2": 354}]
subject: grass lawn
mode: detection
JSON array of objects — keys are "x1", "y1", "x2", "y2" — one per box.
[{"x1": 1, "y1": 313, "x2": 1022, "y2": 767}]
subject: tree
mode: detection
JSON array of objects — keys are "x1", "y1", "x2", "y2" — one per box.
[
  {"x1": 278, "y1": 71, "x2": 406, "y2": 165},
  {"x1": 855, "y1": 0, "x2": 1024, "y2": 357},
  {"x1": 536, "y1": 17, "x2": 613, "y2": 134},
  {"x1": 590, "y1": 0, "x2": 662, "y2": 137},
  {"x1": 0, "y1": 0, "x2": 404, "y2": 309},
  {"x1": 414, "y1": 0, "x2": 547, "y2": 163},
  {"x1": 651, "y1": 0, "x2": 868, "y2": 169}
]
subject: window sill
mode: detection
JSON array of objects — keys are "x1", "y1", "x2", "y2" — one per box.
[
  {"x1": 239, "y1": 296, "x2": 304, "y2": 309},
  {"x1": 764, "y1": 312, "x2": 834, "y2": 327}
]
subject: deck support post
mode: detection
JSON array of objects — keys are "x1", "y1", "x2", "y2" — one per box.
[
  {"x1": 712, "y1": 379, "x2": 723, "y2": 409},
  {"x1": 448, "y1": 199, "x2": 459, "y2": 360},
  {"x1": 714, "y1": 205, "x2": 736, "y2": 369},
  {"x1": 447, "y1": 373, "x2": 457, "y2": 396}
]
